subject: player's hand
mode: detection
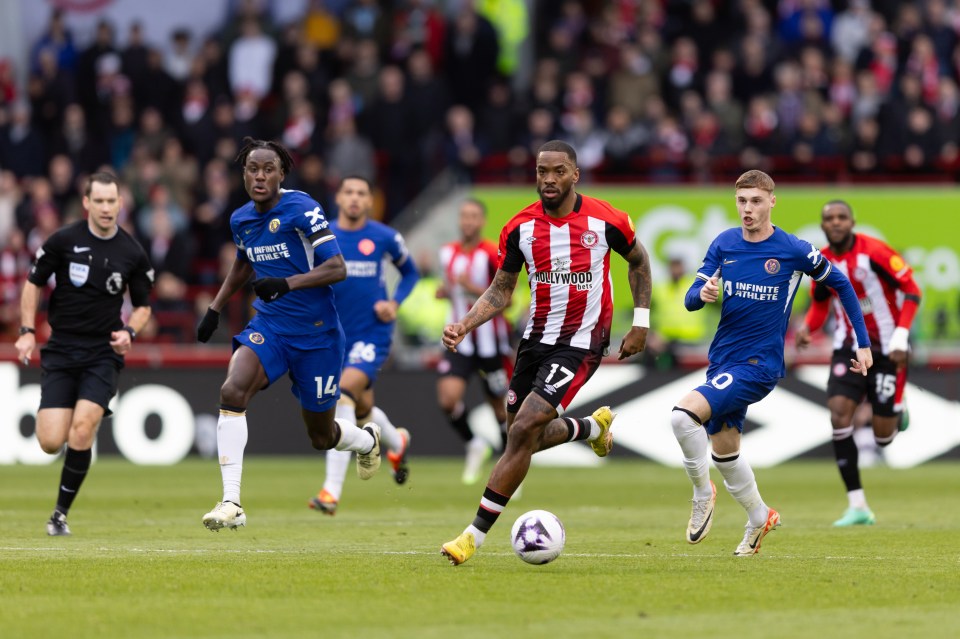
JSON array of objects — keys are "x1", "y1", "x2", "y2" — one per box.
[
  {"x1": 374, "y1": 300, "x2": 399, "y2": 322},
  {"x1": 110, "y1": 328, "x2": 133, "y2": 355},
  {"x1": 15, "y1": 332, "x2": 35, "y2": 366},
  {"x1": 795, "y1": 324, "x2": 812, "y2": 350},
  {"x1": 197, "y1": 307, "x2": 221, "y2": 343},
  {"x1": 252, "y1": 277, "x2": 291, "y2": 302},
  {"x1": 618, "y1": 326, "x2": 648, "y2": 360},
  {"x1": 442, "y1": 322, "x2": 468, "y2": 352},
  {"x1": 700, "y1": 276, "x2": 720, "y2": 303},
  {"x1": 850, "y1": 346, "x2": 873, "y2": 376}
]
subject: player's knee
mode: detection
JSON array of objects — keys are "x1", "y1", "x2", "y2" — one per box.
[
  {"x1": 505, "y1": 414, "x2": 542, "y2": 450},
  {"x1": 219, "y1": 380, "x2": 249, "y2": 408},
  {"x1": 308, "y1": 429, "x2": 336, "y2": 450},
  {"x1": 671, "y1": 407, "x2": 702, "y2": 439},
  {"x1": 37, "y1": 434, "x2": 63, "y2": 455}
]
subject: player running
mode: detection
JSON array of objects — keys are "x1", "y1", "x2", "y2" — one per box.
[
  {"x1": 440, "y1": 140, "x2": 652, "y2": 565},
  {"x1": 308, "y1": 176, "x2": 419, "y2": 515},
  {"x1": 795, "y1": 200, "x2": 922, "y2": 526},
  {"x1": 196, "y1": 139, "x2": 381, "y2": 532},
  {"x1": 436, "y1": 198, "x2": 514, "y2": 484},
  {"x1": 671, "y1": 171, "x2": 873, "y2": 556}
]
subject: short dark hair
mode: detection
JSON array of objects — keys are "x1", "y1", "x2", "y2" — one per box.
[
  {"x1": 84, "y1": 171, "x2": 120, "y2": 195},
  {"x1": 235, "y1": 137, "x2": 294, "y2": 174},
  {"x1": 461, "y1": 197, "x2": 487, "y2": 216},
  {"x1": 338, "y1": 175, "x2": 374, "y2": 191},
  {"x1": 537, "y1": 139, "x2": 577, "y2": 165},
  {"x1": 823, "y1": 199, "x2": 854, "y2": 217}
]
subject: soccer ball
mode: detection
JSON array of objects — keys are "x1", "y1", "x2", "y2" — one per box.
[{"x1": 510, "y1": 510, "x2": 565, "y2": 565}]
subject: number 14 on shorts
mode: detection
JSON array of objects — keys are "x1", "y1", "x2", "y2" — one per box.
[{"x1": 315, "y1": 376, "x2": 338, "y2": 398}]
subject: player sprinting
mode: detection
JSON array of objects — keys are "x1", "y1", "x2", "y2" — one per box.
[
  {"x1": 196, "y1": 138, "x2": 381, "y2": 531},
  {"x1": 436, "y1": 198, "x2": 514, "y2": 485},
  {"x1": 795, "y1": 200, "x2": 922, "y2": 526},
  {"x1": 15, "y1": 172, "x2": 154, "y2": 536},
  {"x1": 440, "y1": 140, "x2": 652, "y2": 566},
  {"x1": 672, "y1": 170, "x2": 873, "y2": 556},
  {"x1": 308, "y1": 176, "x2": 419, "y2": 515}
]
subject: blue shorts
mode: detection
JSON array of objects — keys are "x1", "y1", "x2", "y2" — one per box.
[
  {"x1": 695, "y1": 363, "x2": 779, "y2": 435},
  {"x1": 342, "y1": 331, "x2": 392, "y2": 385},
  {"x1": 234, "y1": 317, "x2": 345, "y2": 412}
]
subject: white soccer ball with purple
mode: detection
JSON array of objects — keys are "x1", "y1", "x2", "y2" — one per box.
[{"x1": 510, "y1": 510, "x2": 565, "y2": 565}]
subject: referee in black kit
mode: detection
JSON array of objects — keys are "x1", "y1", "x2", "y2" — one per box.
[{"x1": 14, "y1": 171, "x2": 154, "y2": 536}]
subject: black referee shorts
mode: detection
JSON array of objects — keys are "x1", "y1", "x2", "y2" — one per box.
[{"x1": 39, "y1": 336, "x2": 123, "y2": 414}]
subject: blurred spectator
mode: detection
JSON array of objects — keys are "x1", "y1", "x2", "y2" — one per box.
[
  {"x1": 121, "y1": 22, "x2": 150, "y2": 83},
  {"x1": 608, "y1": 41, "x2": 659, "y2": 121},
  {"x1": 601, "y1": 105, "x2": 648, "y2": 175},
  {"x1": 0, "y1": 170, "x2": 19, "y2": 247},
  {"x1": 20, "y1": 178, "x2": 60, "y2": 253},
  {"x1": 228, "y1": 17, "x2": 277, "y2": 101},
  {"x1": 390, "y1": 0, "x2": 447, "y2": 67},
  {"x1": 831, "y1": 0, "x2": 873, "y2": 63},
  {"x1": 342, "y1": 0, "x2": 388, "y2": 44},
  {"x1": 30, "y1": 9, "x2": 77, "y2": 75},
  {"x1": 166, "y1": 29, "x2": 195, "y2": 82},
  {"x1": 27, "y1": 46, "x2": 75, "y2": 143},
  {"x1": 0, "y1": 228, "x2": 31, "y2": 337},
  {"x1": 441, "y1": 104, "x2": 488, "y2": 181},
  {"x1": 476, "y1": 0, "x2": 529, "y2": 77},
  {"x1": 135, "y1": 182, "x2": 189, "y2": 240},
  {"x1": 48, "y1": 154, "x2": 81, "y2": 223},
  {"x1": 444, "y1": 4, "x2": 499, "y2": 113},
  {"x1": 325, "y1": 115, "x2": 375, "y2": 187},
  {"x1": 0, "y1": 101, "x2": 46, "y2": 178},
  {"x1": 362, "y1": 65, "x2": 417, "y2": 215},
  {"x1": 647, "y1": 255, "x2": 709, "y2": 369},
  {"x1": 302, "y1": 0, "x2": 341, "y2": 52}
]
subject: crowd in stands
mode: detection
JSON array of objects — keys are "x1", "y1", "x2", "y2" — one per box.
[{"x1": 1, "y1": 0, "x2": 959, "y2": 342}]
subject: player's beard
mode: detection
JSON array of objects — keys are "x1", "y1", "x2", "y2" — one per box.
[{"x1": 537, "y1": 184, "x2": 571, "y2": 212}]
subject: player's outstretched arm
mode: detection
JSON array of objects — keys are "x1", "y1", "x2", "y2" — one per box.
[
  {"x1": 619, "y1": 241, "x2": 652, "y2": 360},
  {"x1": 443, "y1": 269, "x2": 519, "y2": 352}
]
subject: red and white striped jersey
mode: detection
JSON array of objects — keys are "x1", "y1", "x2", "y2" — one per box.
[
  {"x1": 806, "y1": 233, "x2": 922, "y2": 354},
  {"x1": 499, "y1": 193, "x2": 636, "y2": 352},
  {"x1": 439, "y1": 238, "x2": 512, "y2": 358}
]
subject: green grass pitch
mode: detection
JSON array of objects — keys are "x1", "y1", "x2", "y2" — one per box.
[{"x1": 2, "y1": 458, "x2": 957, "y2": 639}]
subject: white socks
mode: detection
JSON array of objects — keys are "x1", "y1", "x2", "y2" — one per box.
[
  {"x1": 586, "y1": 415, "x2": 600, "y2": 441},
  {"x1": 671, "y1": 409, "x2": 712, "y2": 500},
  {"x1": 847, "y1": 488, "x2": 868, "y2": 509},
  {"x1": 465, "y1": 524, "x2": 486, "y2": 547},
  {"x1": 323, "y1": 448, "x2": 352, "y2": 499},
  {"x1": 217, "y1": 410, "x2": 248, "y2": 504},
  {"x1": 370, "y1": 406, "x2": 402, "y2": 452},
  {"x1": 712, "y1": 451, "x2": 769, "y2": 527}
]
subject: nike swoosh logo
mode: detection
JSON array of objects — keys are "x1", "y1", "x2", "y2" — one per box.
[
  {"x1": 688, "y1": 506, "x2": 714, "y2": 542},
  {"x1": 60, "y1": 486, "x2": 76, "y2": 493},
  {"x1": 723, "y1": 259, "x2": 736, "y2": 264},
  {"x1": 73, "y1": 246, "x2": 91, "y2": 253}
]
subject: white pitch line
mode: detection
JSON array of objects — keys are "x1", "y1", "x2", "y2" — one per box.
[{"x1": 0, "y1": 546, "x2": 930, "y2": 561}]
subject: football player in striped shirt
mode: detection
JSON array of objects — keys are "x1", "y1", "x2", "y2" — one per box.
[
  {"x1": 441, "y1": 140, "x2": 653, "y2": 565},
  {"x1": 795, "y1": 200, "x2": 922, "y2": 526}
]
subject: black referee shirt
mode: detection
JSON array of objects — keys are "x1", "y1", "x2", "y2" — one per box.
[{"x1": 28, "y1": 220, "x2": 155, "y2": 338}]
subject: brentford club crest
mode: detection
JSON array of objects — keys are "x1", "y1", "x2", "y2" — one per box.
[{"x1": 580, "y1": 230, "x2": 599, "y2": 248}]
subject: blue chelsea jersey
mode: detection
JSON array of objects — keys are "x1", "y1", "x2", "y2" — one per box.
[
  {"x1": 693, "y1": 227, "x2": 832, "y2": 378},
  {"x1": 231, "y1": 189, "x2": 341, "y2": 335},
  {"x1": 331, "y1": 218, "x2": 412, "y2": 340}
]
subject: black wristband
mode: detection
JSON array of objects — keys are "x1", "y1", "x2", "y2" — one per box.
[
  {"x1": 19, "y1": 326, "x2": 36, "y2": 336},
  {"x1": 122, "y1": 326, "x2": 137, "y2": 341}
]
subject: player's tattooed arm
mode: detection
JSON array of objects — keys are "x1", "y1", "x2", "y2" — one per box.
[
  {"x1": 624, "y1": 241, "x2": 652, "y2": 309},
  {"x1": 461, "y1": 269, "x2": 519, "y2": 332}
]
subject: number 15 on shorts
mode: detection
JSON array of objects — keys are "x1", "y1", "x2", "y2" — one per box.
[{"x1": 315, "y1": 376, "x2": 339, "y2": 398}]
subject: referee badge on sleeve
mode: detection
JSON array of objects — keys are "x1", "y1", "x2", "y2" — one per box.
[{"x1": 69, "y1": 262, "x2": 89, "y2": 287}]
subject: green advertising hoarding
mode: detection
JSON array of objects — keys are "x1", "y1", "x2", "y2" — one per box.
[{"x1": 472, "y1": 186, "x2": 960, "y2": 342}]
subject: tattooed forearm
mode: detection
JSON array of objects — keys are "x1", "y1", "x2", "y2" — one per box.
[
  {"x1": 461, "y1": 270, "x2": 519, "y2": 332},
  {"x1": 626, "y1": 242, "x2": 652, "y2": 308}
]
